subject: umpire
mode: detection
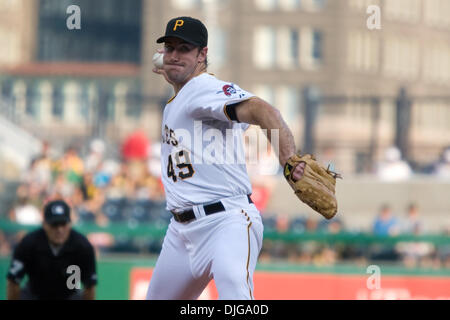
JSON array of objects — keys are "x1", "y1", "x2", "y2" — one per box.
[{"x1": 6, "y1": 200, "x2": 97, "y2": 300}]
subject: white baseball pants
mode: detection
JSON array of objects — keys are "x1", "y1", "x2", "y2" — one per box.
[{"x1": 146, "y1": 195, "x2": 263, "y2": 300}]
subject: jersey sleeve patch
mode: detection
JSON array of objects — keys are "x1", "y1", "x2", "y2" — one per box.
[{"x1": 216, "y1": 83, "x2": 248, "y2": 99}]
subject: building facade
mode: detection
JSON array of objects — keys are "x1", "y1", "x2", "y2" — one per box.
[
  {"x1": 0, "y1": 0, "x2": 144, "y2": 147},
  {"x1": 141, "y1": 0, "x2": 450, "y2": 173},
  {"x1": 0, "y1": 0, "x2": 38, "y2": 66},
  {"x1": 1, "y1": 0, "x2": 449, "y2": 173},
  {"x1": 37, "y1": 0, "x2": 142, "y2": 63}
]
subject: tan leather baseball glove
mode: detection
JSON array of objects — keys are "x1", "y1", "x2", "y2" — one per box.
[{"x1": 283, "y1": 153, "x2": 342, "y2": 220}]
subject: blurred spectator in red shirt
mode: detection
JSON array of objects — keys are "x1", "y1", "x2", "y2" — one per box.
[
  {"x1": 250, "y1": 183, "x2": 271, "y2": 213},
  {"x1": 122, "y1": 131, "x2": 149, "y2": 161}
]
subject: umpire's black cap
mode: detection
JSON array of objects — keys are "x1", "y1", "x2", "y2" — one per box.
[
  {"x1": 157, "y1": 17, "x2": 208, "y2": 48},
  {"x1": 44, "y1": 200, "x2": 71, "y2": 224}
]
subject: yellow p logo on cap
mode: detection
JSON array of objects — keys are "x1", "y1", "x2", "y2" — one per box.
[{"x1": 173, "y1": 20, "x2": 184, "y2": 31}]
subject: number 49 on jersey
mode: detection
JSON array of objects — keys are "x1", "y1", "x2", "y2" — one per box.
[{"x1": 167, "y1": 150, "x2": 195, "y2": 182}]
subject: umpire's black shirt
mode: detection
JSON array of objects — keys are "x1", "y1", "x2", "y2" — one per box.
[{"x1": 7, "y1": 228, "x2": 97, "y2": 299}]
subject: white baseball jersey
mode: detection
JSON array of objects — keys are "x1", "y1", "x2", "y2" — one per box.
[{"x1": 161, "y1": 73, "x2": 255, "y2": 211}]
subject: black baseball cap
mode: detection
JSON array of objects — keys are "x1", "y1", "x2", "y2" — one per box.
[
  {"x1": 44, "y1": 200, "x2": 71, "y2": 224},
  {"x1": 157, "y1": 16, "x2": 208, "y2": 48}
]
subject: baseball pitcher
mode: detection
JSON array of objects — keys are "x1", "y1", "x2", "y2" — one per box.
[{"x1": 146, "y1": 16, "x2": 339, "y2": 300}]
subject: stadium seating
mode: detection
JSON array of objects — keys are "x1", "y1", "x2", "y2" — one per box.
[
  {"x1": 289, "y1": 217, "x2": 307, "y2": 233},
  {"x1": 76, "y1": 207, "x2": 96, "y2": 224},
  {"x1": 124, "y1": 199, "x2": 152, "y2": 223},
  {"x1": 102, "y1": 198, "x2": 126, "y2": 222}
]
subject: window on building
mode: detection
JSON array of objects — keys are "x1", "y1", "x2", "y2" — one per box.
[
  {"x1": 113, "y1": 82, "x2": 138, "y2": 120},
  {"x1": 12, "y1": 81, "x2": 26, "y2": 112},
  {"x1": 255, "y1": 26, "x2": 322, "y2": 69},
  {"x1": 208, "y1": 28, "x2": 227, "y2": 69},
  {"x1": 38, "y1": 0, "x2": 142, "y2": 63},
  {"x1": 86, "y1": 84, "x2": 98, "y2": 121},
  {"x1": 302, "y1": 0, "x2": 327, "y2": 11},
  {"x1": 125, "y1": 91, "x2": 142, "y2": 119},
  {"x1": 290, "y1": 28, "x2": 300, "y2": 66},
  {"x1": 312, "y1": 30, "x2": 323, "y2": 60},
  {"x1": 253, "y1": 85, "x2": 300, "y2": 123},
  {"x1": 348, "y1": 0, "x2": 380, "y2": 11},
  {"x1": 279, "y1": 86, "x2": 300, "y2": 125},
  {"x1": 277, "y1": 27, "x2": 300, "y2": 69},
  {"x1": 63, "y1": 82, "x2": 81, "y2": 123},
  {"x1": 171, "y1": 0, "x2": 202, "y2": 9},
  {"x1": 52, "y1": 84, "x2": 64, "y2": 119},
  {"x1": 347, "y1": 31, "x2": 380, "y2": 73},
  {"x1": 382, "y1": 37, "x2": 419, "y2": 80},
  {"x1": 253, "y1": 26, "x2": 277, "y2": 68},
  {"x1": 255, "y1": 0, "x2": 278, "y2": 11},
  {"x1": 0, "y1": 27, "x2": 19, "y2": 65},
  {"x1": 424, "y1": 0, "x2": 438, "y2": 26},
  {"x1": 256, "y1": 0, "x2": 326, "y2": 10},
  {"x1": 1, "y1": 80, "x2": 13, "y2": 100},
  {"x1": 300, "y1": 28, "x2": 323, "y2": 68},
  {"x1": 253, "y1": 85, "x2": 276, "y2": 105},
  {"x1": 424, "y1": 0, "x2": 450, "y2": 27},
  {"x1": 79, "y1": 85, "x2": 90, "y2": 120},
  {"x1": 279, "y1": 0, "x2": 301, "y2": 10},
  {"x1": 384, "y1": 0, "x2": 421, "y2": 23},
  {"x1": 423, "y1": 44, "x2": 450, "y2": 83},
  {"x1": 38, "y1": 81, "x2": 53, "y2": 123},
  {"x1": 106, "y1": 93, "x2": 115, "y2": 121},
  {"x1": 312, "y1": 0, "x2": 326, "y2": 9},
  {"x1": 25, "y1": 84, "x2": 38, "y2": 119}
]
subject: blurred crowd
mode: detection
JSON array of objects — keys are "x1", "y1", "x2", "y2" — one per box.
[
  {"x1": 258, "y1": 202, "x2": 450, "y2": 270},
  {"x1": 1, "y1": 133, "x2": 169, "y2": 255},
  {"x1": 0, "y1": 138, "x2": 449, "y2": 271},
  {"x1": 7, "y1": 136, "x2": 166, "y2": 226}
]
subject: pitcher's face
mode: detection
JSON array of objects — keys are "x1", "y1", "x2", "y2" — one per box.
[{"x1": 163, "y1": 37, "x2": 207, "y2": 85}]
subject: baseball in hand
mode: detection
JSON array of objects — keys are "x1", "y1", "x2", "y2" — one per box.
[{"x1": 152, "y1": 52, "x2": 164, "y2": 69}]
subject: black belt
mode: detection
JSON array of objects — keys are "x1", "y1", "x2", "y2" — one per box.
[{"x1": 171, "y1": 195, "x2": 253, "y2": 223}]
